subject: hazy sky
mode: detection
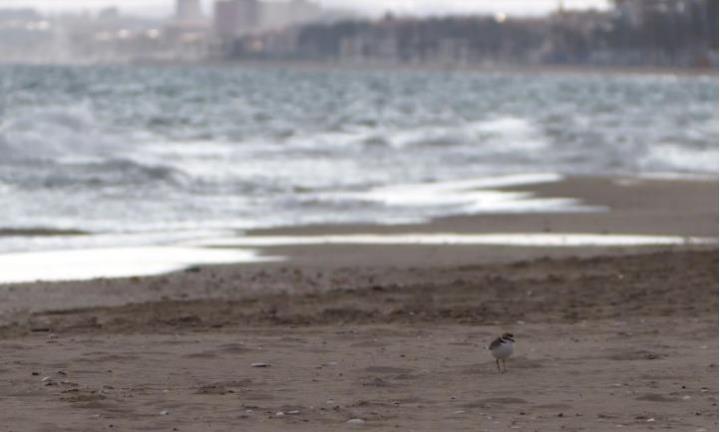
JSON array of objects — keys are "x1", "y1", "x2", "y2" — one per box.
[{"x1": 0, "y1": 0, "x2": 610, "y2": 17}]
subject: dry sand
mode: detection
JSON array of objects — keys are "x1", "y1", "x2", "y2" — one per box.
[{"x1": 0, "y1": 176, "x2": 717, "y2": 431}]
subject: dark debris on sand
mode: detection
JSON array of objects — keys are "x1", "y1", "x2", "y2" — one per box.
[{"x1": 0, "y1": 249, "x2": 715, "y2": 338}]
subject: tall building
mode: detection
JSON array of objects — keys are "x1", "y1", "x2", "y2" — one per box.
[
  {"x1": 261, "y1": 0, "x2": 323, "y2": 30},
  {"x1": 214, "y1": 0, "x2": 260, "y2": 37},
  {"x1": 176, "y1": 0, "x2": 204, "y2": 22}
]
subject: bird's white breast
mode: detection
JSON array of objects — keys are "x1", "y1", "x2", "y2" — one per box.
[{"x1": 491, "y1": 341, "x2": 514, "y2": 359}]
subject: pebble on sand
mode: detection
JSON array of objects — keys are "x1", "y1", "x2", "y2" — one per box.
[
  {"x1": 347, "y1": 418, "x2": 366, "y2": 425},
  {"x1": 251, "y1": 362, "x2": 270, "y2": 368}
]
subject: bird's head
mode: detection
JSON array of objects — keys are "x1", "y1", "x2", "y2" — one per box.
[{"x1": 502, "y1": 332, "x2": 515, "y2": 342}]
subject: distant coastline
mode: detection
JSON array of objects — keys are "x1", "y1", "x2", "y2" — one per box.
[
  {"x1": 134, "y1": 58, "x2": 720, "y2": 76},
  {"x1": 0, "y1": 58, "x2": 716, "y2": 77},
  {"x1": 266, "y1": 60, "x2": 718, "y2": 77}
]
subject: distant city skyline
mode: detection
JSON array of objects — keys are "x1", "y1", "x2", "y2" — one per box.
[{"x1": 0, "y1": 0, "x2": 610, "y2": 18}]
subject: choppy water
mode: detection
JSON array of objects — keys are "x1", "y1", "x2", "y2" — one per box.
[{"x1": 0, "y1": 65, "x2": 717, "y2": 254}]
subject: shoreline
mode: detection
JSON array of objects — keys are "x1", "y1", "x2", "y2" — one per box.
[
  {"x1": 0, "y1": 173, "x2": 716, "y2": 430},
  {"x1": 248, "y1": 175, "x2": 718, "y2": 238},
  {"x1": 0, "y1": 174, "x2": 716, "y2": 285}
]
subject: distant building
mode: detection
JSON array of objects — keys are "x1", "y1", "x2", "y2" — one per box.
[
  {"x1": 261, "y1": 0, "x2": 323, "y2": 30},
  {"x1": 214, "y1": 0, "x2": 260, "y2": 37},
  {"x1": 286, "y1": 0, "x2": 323, "y2": 25},
  {"x1": 0, "y1": 8, "x2": 40, "y2": 22},
  {"x1": 97, "y1": 7, "x2": 121, "y2": 21},
  {"x1": 176, "y1": 0, "x2": 204, "y2": 23}
]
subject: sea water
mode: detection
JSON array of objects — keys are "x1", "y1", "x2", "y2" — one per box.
[{"x1": 0, "y1": 65, "x2": 716, "y2": 268}]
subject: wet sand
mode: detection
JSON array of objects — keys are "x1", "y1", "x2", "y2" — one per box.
[{"x1": 0, "y1": 176, "x2": 717, "y2": 431}]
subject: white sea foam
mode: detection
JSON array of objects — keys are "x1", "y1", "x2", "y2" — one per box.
[
  {"x1": 320, "y1": 173, "x2": 603, "y2": 215},
  {"x1": 467, "y1": 117, "x2": 548, "y2": 151},
  {"x1": 0, "y1": 229, "x2": 238, "y2": 254},
  {"x1": 192, "y1": 233, "x2": 716, "y2": 248},
  {"x1": 0, "y1": 103, "x2": 116, "y2": 160},
  {"x1": 382, "y1": 116, "x2": 547, "y2": 151},
  {"x1": 0, "y1": 246, "x2": 280, "y2": 284},
  {"x1": 642, "y1": 144, "x2": 719, "y2": 173},
  {"x1": 2, "y1": 231, "x2": 709, "y2": 283}
]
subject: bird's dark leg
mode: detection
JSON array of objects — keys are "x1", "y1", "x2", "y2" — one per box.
[
  {"x1": 502, "y1": 359, "x2": 507, "y2": 373},
  {"x1": 496, "y1": 359, "x2": 501, "y2": 373}
]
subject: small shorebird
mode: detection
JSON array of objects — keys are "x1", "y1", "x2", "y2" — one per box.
[{"x1": 489, "y1": 333, "x2": 514, "y2": 373}]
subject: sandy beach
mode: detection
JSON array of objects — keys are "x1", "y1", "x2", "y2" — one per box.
[{"x1": 0, "y1": 176, "x2": 717, "y2": 431}]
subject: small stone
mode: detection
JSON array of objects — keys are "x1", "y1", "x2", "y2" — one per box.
[
  {"x1": 251, "y1": 363, "x2": 270, "y2": 368},
  {"x1": 160, "y1": 410, "x2": 170, "y2": 416},
  {"x1": 275, "y1": 411, "x2": 285, "y2": 417},
  {"x1": 287, "y1": 410, "x2": 300, "y2": 415},
  {"x1": 347, "y1": 418, "x2": 366, "y2": 425},
  {"x1": 646, "y1": 418, "x2": 655, "y2": 422},
  {"x1": 31, "y1": 372, "x2": 39, "y2": 376},
  {"x1": 40, "y1": 376, "x2": 51, "y2": 382}
]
